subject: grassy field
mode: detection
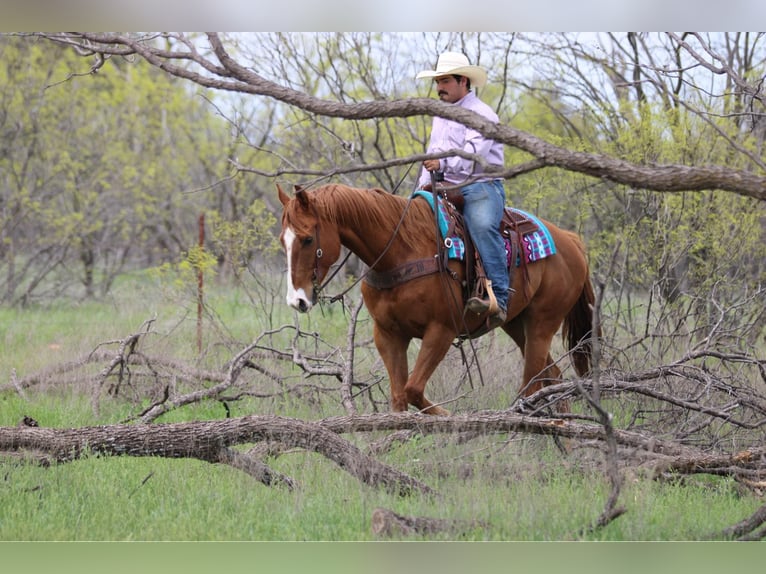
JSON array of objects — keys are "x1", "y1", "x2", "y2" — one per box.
[
  {"x1": 1, "y1": 403, "x2": 759, "y2": 541},
  {"x1": 1, "y1": 271, "x2": 764, "y2": 541}
]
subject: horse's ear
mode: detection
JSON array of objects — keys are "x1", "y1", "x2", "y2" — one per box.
[
  {"x1": 294, "y1": 185, "x2": 310, "y2": 209},
  {"x1": 277, "y1": 184, "x2": 291, "y2": 207}
]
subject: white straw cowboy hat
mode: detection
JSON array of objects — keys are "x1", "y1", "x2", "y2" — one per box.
[{"x1": 416, "y1": 52, "x2": 488, "y2": 88}]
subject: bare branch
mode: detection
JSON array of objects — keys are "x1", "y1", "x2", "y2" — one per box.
[{"x1": 33, "y1": 32, "x2": 766, "y2": 201}]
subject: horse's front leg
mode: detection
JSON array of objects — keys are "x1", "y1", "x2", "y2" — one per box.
[
  {"x1": 403, "y1": 325, "x2": 455, "y2": 416},
  {"x1": 372, "y1": 324, "x2": 411, "y2": 412}
]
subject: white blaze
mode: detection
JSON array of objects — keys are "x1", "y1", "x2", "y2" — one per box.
[{"x1": 283, "y1": 227, "x2": 313, "y2": 311}]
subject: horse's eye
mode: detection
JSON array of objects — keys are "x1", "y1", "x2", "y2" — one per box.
[{"x1": 301, "y1": 236, "x2": 314, "y2": 247}]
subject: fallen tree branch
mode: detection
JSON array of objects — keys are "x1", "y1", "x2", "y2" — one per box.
[
  {"x1": 715, "y1": 502, "x2": 766, "y2": 541},
  {"x1": 91, "y1": 318, "x2": 156, "y2": 415},
  {"x1": 574, "y1": 272, "x2": 627, "y2": 537},
  {"x1": 5, "y1": 411, "x2": 763, "y2": 484},
  {"x1": 519, "y1": 377, "x2": 766, "y2": 431},
  {"x1": 0, "y1": 415, "x2": 434, "y2": 496},
  {"x1": 132, "y1": 338, "x2": 263, "y2": 423},
  {"x1": 317, "y1": 411, "x2": 695, "y2": 456},
  {"x1": 214, "y1": 446, "x2": 296, "y2": 490}
]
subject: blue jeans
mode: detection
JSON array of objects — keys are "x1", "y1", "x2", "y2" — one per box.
[{"x1": 461, "y1": 180, "x2": 509, "y2": 311}]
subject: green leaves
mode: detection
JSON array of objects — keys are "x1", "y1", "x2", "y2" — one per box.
[{"x1": 0, "y1": 36, "x2": 234, "y2": 303}]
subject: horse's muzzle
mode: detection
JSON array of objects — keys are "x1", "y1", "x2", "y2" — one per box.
[{"x1": 286, "y1": 289, "x2": 314, "y2": 313}]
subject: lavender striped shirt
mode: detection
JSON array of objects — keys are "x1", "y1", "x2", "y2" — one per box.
[{"x1": 417, "y1": 90, "x2": 505, "y2": 188}]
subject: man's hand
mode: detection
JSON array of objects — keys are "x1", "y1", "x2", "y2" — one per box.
[{"x1": 423, "y1": 159, "x2": 441, "y2": 172}]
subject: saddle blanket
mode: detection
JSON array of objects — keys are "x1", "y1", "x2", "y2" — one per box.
[
  {"x1": 507, "y1": 208, "x2": 557, "y2": 266},
  {"x1": 412, "y1": 190, "x2": 466, "y2": 260},
  {"x1": 412, "y1": 191, "x2": 555, "y2": 267}
]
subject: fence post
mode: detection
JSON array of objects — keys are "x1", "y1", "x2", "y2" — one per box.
[{"x1": 197, "y1": 213, "x2": 205, "y2": 355}]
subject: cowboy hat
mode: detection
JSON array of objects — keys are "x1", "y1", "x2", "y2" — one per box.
[{"x1": 416, "y1": 52, "x2": 488, "y2": 88}]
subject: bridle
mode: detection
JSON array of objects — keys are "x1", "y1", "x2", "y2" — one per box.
[
  {"x1": 299, "y1": 193, "x2": 359, "y2": 304},
  {"x1": 308, "y1": 215, "x2": 353, "y2": 302}
]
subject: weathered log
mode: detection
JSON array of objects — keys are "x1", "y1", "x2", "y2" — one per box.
[
  {"x1": 3, "y1": 411, "x2": 765, "y2": 497},
  {"x1": 0, "y1": 415, "x2": 434, "y2": 496}
]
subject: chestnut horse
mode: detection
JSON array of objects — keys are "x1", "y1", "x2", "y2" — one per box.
[{"x1": 278, "y1": 183, "x2": 597, "y2": 415}]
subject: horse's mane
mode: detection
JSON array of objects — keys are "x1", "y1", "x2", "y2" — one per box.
[{"x1": 307, "y1": 184, "x2": 434, "y2": 251}]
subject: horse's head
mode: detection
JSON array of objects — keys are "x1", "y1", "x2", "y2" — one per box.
[{"x1": 278, "y1": 184, "x2": 341, "y2": 313}]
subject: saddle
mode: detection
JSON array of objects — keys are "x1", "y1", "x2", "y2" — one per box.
[{"x1": 441, "y1": 194, "x2": 538, "y2": 308}]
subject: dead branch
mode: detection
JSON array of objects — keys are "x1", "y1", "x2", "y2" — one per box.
[
  {"x1": 0, "y1": 350, "x2": 225, "y2": 395},
  {"x1": 9, "y1": 369, "x2": 27, "y2": 401},
  {"x1": 519, "y1": 375, "x2": 766, "y2": 433},
  {"x1": 340, "y1": 297, "x2": 365, "y2": 415},
  {"x1": 367, "y1": 429, "x2": 422, "y2": 456},
  {"x1": 133, "y1": 322, "x2": 367, "y2": 423},
  {"x1": 574, "y1": 269, "x2": 627, "y2": 536},
  {"x1": 214, "y1": 446, "x2": 296, "y2": 490},
  {"x1": 716, "y1": 502, "x2": 766, "y2": 541},
  {"x1": 318, "y1": 412, "x2": 692, "y2": 455},
  {"x1": 316, "y1": 412, "x2": 766, "y2": 484},
  {"x1": 91, "y1": 318, "x2": 156, "y2": 416},
  {"x1": 0, "y1": 415, "x2": 435, "y2": 496},
  {"x1": 651, "y1": 448, "x2": 766, "y2": 480},
  {"x1": 1, "y1": 317, "x2": 378, "y2": 423},
  {"x1": 133, "y1": 337, "x2": 264, "y2": 423},
  {"x1": 371, "y1": 507, "x2": 485, "y2": 538}
]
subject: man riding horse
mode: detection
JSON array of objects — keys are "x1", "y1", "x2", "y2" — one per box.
[{"x1": 416, "y1": 51, "x2": 509, "y2": 330}]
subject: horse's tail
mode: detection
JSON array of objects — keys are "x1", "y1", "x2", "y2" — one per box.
[{"x1": 563, "y1": 274, "x2": 600, "y2": 377}]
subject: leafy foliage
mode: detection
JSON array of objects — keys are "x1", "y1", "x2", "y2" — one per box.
[{"x1": 0, "y1": 36, "x2": 235, "y2": 303}]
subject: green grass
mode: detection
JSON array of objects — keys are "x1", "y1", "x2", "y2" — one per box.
[{"x1": 1, "y1": 272, "x2": 764, "y2": 541}]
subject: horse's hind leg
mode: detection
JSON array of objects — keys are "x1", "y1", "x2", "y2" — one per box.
[{"x1": 513, "y1": 319, "x2": 570, "y2": 413}]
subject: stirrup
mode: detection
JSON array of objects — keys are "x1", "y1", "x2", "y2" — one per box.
[
  {"x1": 486, "y1": 307, "x2": 506, "y2": 329},
  {"x1": 466, "y1": 279, "x2": 500, "y2": 315}
]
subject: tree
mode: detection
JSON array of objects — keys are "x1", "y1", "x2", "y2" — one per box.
[
  {"x1": 502, "y1": 33, "x2": 766, "y2": 336},
  {"x1": 0, "y1": 35, "x2": 238, "y2": 303}
]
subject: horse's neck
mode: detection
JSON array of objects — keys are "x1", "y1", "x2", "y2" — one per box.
[
  {"x1": 333, "y1": 198, "x2": 418, "y2": 270},
  {"x1": 339, "y1": 226, "x2": 402, "y2": 269}
]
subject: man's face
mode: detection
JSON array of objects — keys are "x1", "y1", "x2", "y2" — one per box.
[{"x1": 434, "y1": 75, "x2": 467, "y2": 103}]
